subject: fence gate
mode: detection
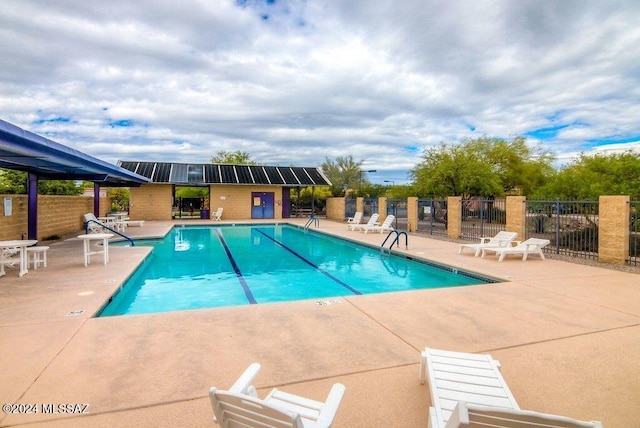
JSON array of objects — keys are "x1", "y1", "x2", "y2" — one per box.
[
  {"x1": 416, "y1": 198, "x2": 448, "y2": 237},
  {"x1": 460, "y1": 197, "x2": 506, "y2": 240},
  {"x1": 386, "y1": 199, "x2": 407, "y2": 231},
  {"x1": 345, "y1": 198, "x2": 357, "y2": 219}
]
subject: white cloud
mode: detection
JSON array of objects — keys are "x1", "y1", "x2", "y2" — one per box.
[{"x1": 1, "y1": 0, "x2": 639, "y2": 184}]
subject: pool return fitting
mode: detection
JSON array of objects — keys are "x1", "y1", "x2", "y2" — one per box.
[{"x1": 381, "y1": 230, "x2": 408, "y2": 254}]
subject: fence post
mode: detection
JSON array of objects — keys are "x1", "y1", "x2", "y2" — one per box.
[
  {"x1": 506, "y1": 196, "x2": 527, "y2": 240},
  {"x1": 326, "y1": 197, "x2": 346, "y2": 221},
  {"x1": 447, "y1": 196, "x2": 462, "y2": 239},
  {"x1": 378, "y1": 197, "x2": 388, "y2": 220},
  {"x1": 407, "y1": 197, "x2": 418, "y2": 232},
  {"x1": 356, "y1": 197, "x2": 364, "y2": 215},
  {"x1": 598, "y1": 195, "x2": 630, "y2": 265}
]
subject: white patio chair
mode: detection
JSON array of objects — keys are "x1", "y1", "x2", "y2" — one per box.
[
  {"x1": 209, "y1": 363, "x2": 345, "y2": 428},
  {"x1": 362, "y1": 214, "x2": 395, "y2": 234},
  {"x1": 349, "y1": 213, "x2": 378, "y2": 231},
  {"x1": 212, "y1": 207, "x2": 223, "y2": 221}
]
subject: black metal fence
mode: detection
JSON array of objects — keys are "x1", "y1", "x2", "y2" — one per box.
[
  {"x1": 630, "y1": 200, "x2": 639, "y2": 266},
  {"x1": 460, "y1": 197, "x2": 506, "y2": 240},
  {"x1": 526, "y1": 200, "x2": 599, "y2": 259},
  {"x1": 387, "y1": 199, "x2": 407, "y2": 231},
  {"x1": 363, "y1": 198, "x2": 378, "y2": 220},
  {"x1": 345, "y1": 198, "x2": 357, "y2": 219},
  {"x1": 416, "y1": 198, "x2": 448, "y2": 237}
]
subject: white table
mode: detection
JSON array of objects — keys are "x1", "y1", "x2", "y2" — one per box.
[
  {"x1": 77, "y1": 234, "x2": 113, "y2": 266},
  {"x1": 0, "y1": 240, "x2": 37, "y2": 277}
]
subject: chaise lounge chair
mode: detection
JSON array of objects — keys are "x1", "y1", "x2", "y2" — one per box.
[
  {"x1": 445, "y1": 402, "x2": 604, "y2": 428},
  {"x1": 420, "y1": 347, "x2": 603, "y2": 428},
  {"x1": 349, "y1": 213, "x2": 378, "y2": 231},
  {"x1": 458, "y1": 231, "x2": 518, "y2": 257},
  {"x1": 209, "y1": 363, "x2": 345, "y2": 428},
  {"x1": 346, "y1": 211, "x2": 363, "y2": 228},
  {"x1": 362, "y1": 214, "x2": 395, "y2": 234},
  {"x1": 481, "y1": 237, "x2": 550, "y2": 261}
]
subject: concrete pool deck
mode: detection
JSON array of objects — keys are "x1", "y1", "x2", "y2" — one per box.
[{"x1": 1, "y1": 219, "x2": 638, "y2": 427}]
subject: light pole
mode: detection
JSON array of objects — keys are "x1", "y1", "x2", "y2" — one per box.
[{"x1": 359, "y1": 169, "x2": 377, "y2": 196}]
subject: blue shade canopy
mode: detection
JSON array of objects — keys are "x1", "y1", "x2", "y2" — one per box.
[
  {"x1": 0, "y1": 119, "x2": 150, "y2": 186},
  {"x1": 118, "y1": 161, "x2": 332, "y2": 186}
]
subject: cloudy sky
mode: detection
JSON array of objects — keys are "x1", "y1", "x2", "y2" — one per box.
[{"x1": 1, "y1": 0, "x2": 639, "y2": 184}]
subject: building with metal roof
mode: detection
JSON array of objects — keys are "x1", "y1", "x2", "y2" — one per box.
[{"x1": 118, "y1": 161, "x2": 331, "y2": 221}]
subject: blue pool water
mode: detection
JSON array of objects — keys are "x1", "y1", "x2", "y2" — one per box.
[{"x1": 98, "y1": 225, "x2": 496, "y2": 316}]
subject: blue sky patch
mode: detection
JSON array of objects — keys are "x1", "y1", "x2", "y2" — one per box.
[
  {"x1": 33, "y1": 116, "x2": 71, "y2": 125},
  {"x1": 108, "y1": 119, "x2": 136, "y2": 128},
  {"x1": 584, "y1": 134, "x2": 640, "y2": 148},
  {"x1": 525, "y1": 124, "x2": 571, "y2": 140}
]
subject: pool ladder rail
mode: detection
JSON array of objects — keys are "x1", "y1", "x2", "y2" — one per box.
[
  {"x1": 304, "y1": 215, "x2": 320, "y2": 230},
  {"x1": 84, "y1": 219, "x2": 135, "y2": 246},
  {"x1": 381, "y1": 230, "x2": 408, "y2": 254}
]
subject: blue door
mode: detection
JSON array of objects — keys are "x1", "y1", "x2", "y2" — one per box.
[{"x1": 251, "y1": 192, "x2": 275, "y2": 219}]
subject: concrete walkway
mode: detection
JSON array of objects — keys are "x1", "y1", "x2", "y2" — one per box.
[{"x1": 0, "y1": 219, "x2": 638, "y2": 427}]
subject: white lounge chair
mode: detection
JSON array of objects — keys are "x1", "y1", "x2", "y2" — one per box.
[
  {"x1": 420, "y1": 347, "x2": 520, "y2": 428},
  {"x1": 212, "y1": 207, "x2": 223, "y2": 221},
  {"x1": 482, "y1": 238, "x2": 550, "y2": 261},
  {"x1": 458, "y1": 231, "x2": 518, "y2": 257},
  {"x1": 445, "y1": 402, "x2": 604, "y2": 428},
  {"x1": 362, "y1": 214, "x2": 395, "y2": 234},
  {"x1": 84, "y1": 213, "x2": 106, "y2": 233},
  {"x1": 349, "y1": 213, "x2": 379, "y2": 231},
  {"x1": 346, "y1": 212, "x2": 363, "y2": 228},
  {"x1": 209, "y1": 363, "x2": 345, "y2": 428}
]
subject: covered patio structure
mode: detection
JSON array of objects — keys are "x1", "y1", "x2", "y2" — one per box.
[{"x1": 0, "y1": 119, "x2": 150, "y2": 239}]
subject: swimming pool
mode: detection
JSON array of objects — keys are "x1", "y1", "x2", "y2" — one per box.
[{"x1": 98, "y1": 224, "x2": 497, "y2": 316}]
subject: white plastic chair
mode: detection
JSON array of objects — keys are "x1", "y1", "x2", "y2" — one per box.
[{"x1": 209, "y1": 363, "x2": 345, "y2": 428}]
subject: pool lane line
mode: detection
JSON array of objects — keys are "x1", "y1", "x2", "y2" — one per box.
[
  {"x1": 255, "y1": 228, "x2": 362, "y2": 295},
  {"x1": 214, "y1": 229, "x2": 257, "y2": 304}
]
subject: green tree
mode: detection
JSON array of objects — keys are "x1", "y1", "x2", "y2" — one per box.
[
  {"x1": 211, "y1": 150, "x2": 256, "y2": 164},
  {"x1": 0, "y1": 169, "x2": 82, "y2": 195},
  {"x1": 107, "y1": 188, "x2": 130, "y2": 211},
  {"x1": 321, "y1": 155, "x2": 366, "y2": 196},
  {"x1": 532, "y1": 152, "x2": 640, "y2": 199},
  {"x1": 411, "y1": 137, "x2": 554, "y2": 198}
]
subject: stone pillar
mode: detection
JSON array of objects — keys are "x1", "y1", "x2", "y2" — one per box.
[
  {"x1": 506, "y1": 196, "x2": 527, "y2": 241},
  {"x1": 356, "y1": 197, "x2": 364, "y2": 215},
  {"x1": 598, "y1": 195, "x2": 630, "y2": 265},
  {"x1": 378, "y1": 197, "x2": 388, "y2": 220},
  {"x1": 407, "y1": 197, "x2": 418, "y2": 232},
  {"x1": 447, "y1": 196, "x2": 462, "y2": 239}
]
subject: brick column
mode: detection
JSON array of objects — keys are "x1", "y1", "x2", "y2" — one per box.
[
  {"x1": 326, "y1": 197, "x2": 345, "y2": 221},
  {"x1": 378, "y1": 197, "x2": 387, "y2": 220},
  {"x1": 506, "y1": 196, "x2": 527, "y2": 241},
  {"x1": 356, "y1": 197, "x2": 364, "y2": 214},
  {"x1": 407, "y1": 197, "x2": 418, "y2": 232},
  {"x1": 447, "y1": 196, "x2": 462, "y2": 239},
  {"x1": 598, "y1": 195, "x2": 630, "y2": 265}
]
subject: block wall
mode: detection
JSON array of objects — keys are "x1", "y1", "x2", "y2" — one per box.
[
  {"x1": 129, "y1": 185, "x2": 174, "y2": 220},
  {"x1": 0, "y1": 194, "x2": 110, "y2": 241},
  {"x1": 209, "y1": 186, "x2": 283, "y2": 220},
  {"x1": 407, "y1": 197, "x2": 418, "y2": 232}
]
